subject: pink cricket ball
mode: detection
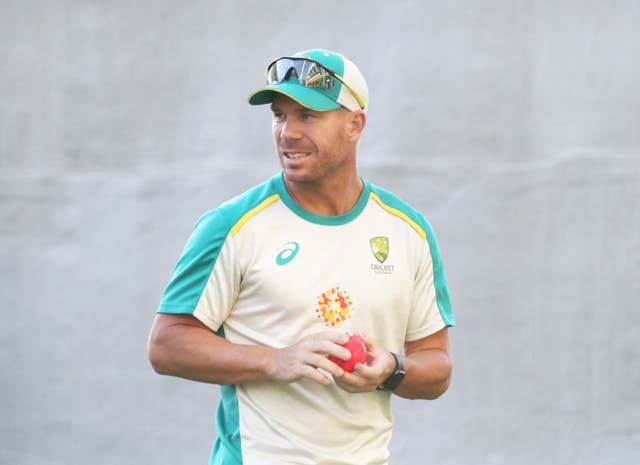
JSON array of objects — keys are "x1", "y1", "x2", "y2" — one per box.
[{"x1": 329, "y1": 335, "x2": 368, "y2": 373}]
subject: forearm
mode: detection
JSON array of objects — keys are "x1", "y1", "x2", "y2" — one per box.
[
  {"x1": 148, "y1": 314, "x2": 275, "y2": 385},
  {"x1": 394, "y1": 348, "x2": 453, "y2": 400}
]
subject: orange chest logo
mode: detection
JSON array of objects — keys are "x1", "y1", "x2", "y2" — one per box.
[{"x1": 315, "y1": 286, "x2": 354, "y2": 327}]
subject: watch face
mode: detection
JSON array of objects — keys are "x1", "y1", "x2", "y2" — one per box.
[{"x1": 385, "y1": 371, "x2": 405, "y2": 390}]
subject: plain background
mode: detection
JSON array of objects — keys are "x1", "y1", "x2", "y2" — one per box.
[{"x1": 1, "y1": 1, "x2": 639, "y2": 464}]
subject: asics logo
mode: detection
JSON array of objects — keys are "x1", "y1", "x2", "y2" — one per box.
[{"x1": 276, "y1": 242, "x2": 300, "y2": 266}]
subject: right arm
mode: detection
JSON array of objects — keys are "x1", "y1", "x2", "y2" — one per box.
[{"x1": 147, "y1": 313, "x2": 350, "y2": 385}]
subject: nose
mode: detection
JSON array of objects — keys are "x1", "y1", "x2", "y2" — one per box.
[{"x1": 277, "y1": 117, "x2": 302, "y2": 141}]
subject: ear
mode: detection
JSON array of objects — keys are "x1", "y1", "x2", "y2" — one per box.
[{"x1": 346, "y1": 110, "x2": 366, "y2": 142}]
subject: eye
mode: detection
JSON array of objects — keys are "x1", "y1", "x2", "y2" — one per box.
[{"x1": 272, "y1": 111, "x2": 285, "y2": 122}]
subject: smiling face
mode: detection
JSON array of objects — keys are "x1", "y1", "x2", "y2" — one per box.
[{"x1": 270, "y1": 94, "x2": 365, "y2": 188}]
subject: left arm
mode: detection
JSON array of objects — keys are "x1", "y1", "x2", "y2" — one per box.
[
  {"x1": 394, "y1": 327, "x2": 452, "y2": 399},
  {"x1": 334, "y1": 327, "x2": 452, "y2": 399}
]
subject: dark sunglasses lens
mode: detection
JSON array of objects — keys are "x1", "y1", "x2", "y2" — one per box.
[
  {"x1": 267, "y1": 59, "x2": 299, "y2": 84},
  {"x1": 267, "y1": 59, "x2": 335, "y2": 90}
]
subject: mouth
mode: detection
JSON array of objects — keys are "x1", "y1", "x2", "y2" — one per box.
[{"x1": 283, "y1": 152, "x2": 311, "y2": 160}]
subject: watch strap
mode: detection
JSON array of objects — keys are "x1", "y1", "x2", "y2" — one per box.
[{"x1": 376, "y1": 352, "x2": 406, "y2": 391}]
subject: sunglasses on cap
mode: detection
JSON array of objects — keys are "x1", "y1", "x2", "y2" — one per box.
[{"x1": 266, "y1": 57, "x2": 366, "y2": 110}]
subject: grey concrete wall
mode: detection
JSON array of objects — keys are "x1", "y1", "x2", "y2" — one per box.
[{"x1": 2, "y1": 1, "x2": 638, "y2": 464}]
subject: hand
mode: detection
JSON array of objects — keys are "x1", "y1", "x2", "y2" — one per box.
[
  {"x1": 333, "y1": 333, "x2": 397, "y2": 393},
  {"x1": 268, "y1": 331, "x2": 350, "y2": 385}
]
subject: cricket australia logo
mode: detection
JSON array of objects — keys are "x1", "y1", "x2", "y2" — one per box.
[
  {"x1": 370, "y1": 236, "x2": 394, "y2": 274},
  {"x1": 370, "y1": 236, "x2": 389, "y2": 263}
]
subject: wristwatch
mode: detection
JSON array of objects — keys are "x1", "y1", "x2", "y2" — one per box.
[{"x1": 376, "y1": 352, "x2": 406, "y2": 391}]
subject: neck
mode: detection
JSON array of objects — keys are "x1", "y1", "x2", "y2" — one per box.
[{"x1": 284, "y1": 173, "x2": 364, "y2": 216}]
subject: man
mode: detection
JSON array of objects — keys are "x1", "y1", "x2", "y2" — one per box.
[{"x1": 148, "y1": 48, "x2": 455, "y2": 465}]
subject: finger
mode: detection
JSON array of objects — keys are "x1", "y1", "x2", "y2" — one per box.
[
  {"x1": 306, "y1": 369, "x2": 332, "y2": 385},
  {"x1": 308, "y1": 336, "x2": 351, "y2": 359},
  {"x1": 314, "y1": 353, "x2": 346, "y2": 378},
  {"x1": 294, "y1": 361, "x2": 333, "y2": 385},
  {"x1": 352, "y1": 361, "x2": 379, "y2": 380},
  {"x1": 334, "y1": 370, "x2": 373, "y2": 393},
  {"x1": 354, "y1": 332, "x2": 377, "y2": 351},
  {"x1": 319, "y1": 330, "x2": 349, "y2": 345},
  {"x1": 324, "y1": 344, "x2": 352, "y2": 360}
]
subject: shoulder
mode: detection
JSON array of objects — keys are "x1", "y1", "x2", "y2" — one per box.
[
  {"x1": 367, "y1": 181, "x2": 434, "y2": 242},
  {"x1": 194, "y1": 173, "x2": 284, "y2": 236}
]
